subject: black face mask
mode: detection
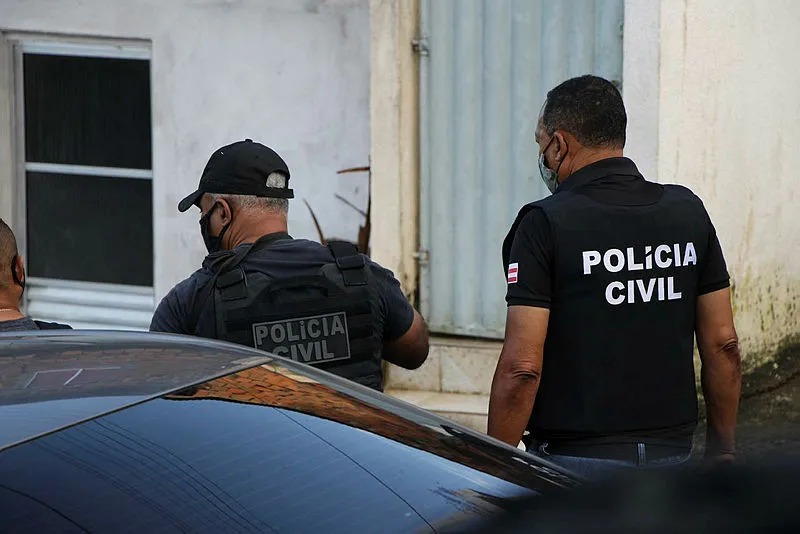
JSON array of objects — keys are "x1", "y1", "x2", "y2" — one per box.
[
  {"x1": 199, "y1": 202, "x2": 233, "y2": 254},
  {"x1": 11, "y1": 253, "x2": 24, "y2": 298}
]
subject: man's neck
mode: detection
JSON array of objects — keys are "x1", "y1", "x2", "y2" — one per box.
[
  {"x1": 560, "y1": 148, "x2": 623, "y2": 182},
  {"x1": 0, "y1": 296, "x2": 23, "y2": 321},
  {"x1": 226, "y1": 217, "x2": 289, "y2": 249}
]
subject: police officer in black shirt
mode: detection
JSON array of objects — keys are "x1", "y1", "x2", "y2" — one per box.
[
  {"x1": 488, "y1": 76, "x2": 741, "y2": 477},
  {"x1": 151, "y1": 140, "x2": 430, "y2": 391}
]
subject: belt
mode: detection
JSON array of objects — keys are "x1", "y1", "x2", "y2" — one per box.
[{"x1": 529, "y1": 439, "x2": 691, "y2": 464}]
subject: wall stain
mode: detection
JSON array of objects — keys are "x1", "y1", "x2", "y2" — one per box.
[{"x1": 727, "y1": 267, "x2": 800, "y2": 372}]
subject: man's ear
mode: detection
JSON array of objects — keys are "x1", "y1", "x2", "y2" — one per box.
[
  {"x1": 553, "y1": 131, "x2": 569, "y2": 161},
  {"x1": 13, "y1": 254, "x2": 25, "y2": 286},
  {"x1": 218, "y1": 199, "x2": 234, "y2": 225}
]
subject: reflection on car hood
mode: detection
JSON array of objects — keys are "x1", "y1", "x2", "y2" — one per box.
[{"x1": 167, "y1": 363, "x2": 578, "y2": 491}]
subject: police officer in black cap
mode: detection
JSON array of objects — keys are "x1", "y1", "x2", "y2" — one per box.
[
  {"x1": 488, "y1": 76, "x2": 741, "y2": 477},
  {"x1": 151, "y1": 139, "x2": 430, "y2": 390}
]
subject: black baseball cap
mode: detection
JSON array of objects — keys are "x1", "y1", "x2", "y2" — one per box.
[{"x1": 178, "y1": 139, "x2": 293, "y2": 212}]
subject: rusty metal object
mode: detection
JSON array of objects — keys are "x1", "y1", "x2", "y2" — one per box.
[{"x1": 303, "y1": 164, "x2": 371, "y2": 256}]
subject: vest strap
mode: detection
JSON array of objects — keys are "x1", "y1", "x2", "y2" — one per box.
[
  {"x1": 327, "y1": 240, "x2": 367, "y2": 286},
  {"x1": 188, "y1": 232, "x2": 289, "y2": 334}
]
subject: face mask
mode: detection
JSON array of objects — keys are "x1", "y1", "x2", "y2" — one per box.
[
  {"x1": 10, "y1": 253, "x2": 24, "y2": 298},
  {"x1": 537, "y1": 136, "x2": 566, "y2": 194},
  {"x1": 199, "y1": 202, "x2": 233, "y2": 254}
]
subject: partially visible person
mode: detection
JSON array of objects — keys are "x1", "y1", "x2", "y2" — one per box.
[
  {"x1": 0, "y1": 218, "x2": 71, "y2": 331},
  {"x1": 151, "y1": 139, "x2": 429, "y2": 391}
]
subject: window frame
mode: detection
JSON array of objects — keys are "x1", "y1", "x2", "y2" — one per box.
[{"x1": 5, "y1": 34, "x2": 154, "y2": 321}]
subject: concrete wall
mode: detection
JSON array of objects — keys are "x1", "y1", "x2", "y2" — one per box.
[
  {"x1": 368, "y1": 0, "x2": 419, "y2": 299},
  {"x1": 658, "y1": 0, "x2": 800, "y2": 369},
  {"x1": 0, "y1": 0, "x2": 371, "y2": 301}
]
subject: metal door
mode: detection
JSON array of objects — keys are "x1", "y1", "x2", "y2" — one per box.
[{"x1": 418, "y1": 0, "x2": 624, "y2": 337}]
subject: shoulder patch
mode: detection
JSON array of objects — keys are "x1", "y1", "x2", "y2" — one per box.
[{"x1": 507, "y1": 262, "x2": 519, "y2": 284}]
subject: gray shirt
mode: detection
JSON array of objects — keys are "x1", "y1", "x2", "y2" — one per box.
[
  {"x1": 0, "y1": 317, "x2": 72, "y2": 332},
  {"x1": 0, "y1": 317, "x2": 40, "y2": 332}
]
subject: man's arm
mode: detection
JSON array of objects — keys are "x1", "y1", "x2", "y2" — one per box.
[
  {"x1": 695, "y1": 287, "x2": 741, "y2": 462},
  {"x1": 490, "y1": 207, "x2": 553, "y2": 446},
  {"x1": 150, "y1": 284, "x2": 192, "y2": 334},
  {"x1": 368, "y1": 261, "x2": 430, "y2": 369},
  {"x1": 488, "y1": 306, "x2": 549, "y2": 446},
  {"x1": 150, "y1": 293, "x2": 186, "y2": 333},
  {"x1": 382, "y1": 310, "x2": 430, "y2": 370}
]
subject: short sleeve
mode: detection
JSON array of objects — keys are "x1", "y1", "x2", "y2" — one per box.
[
  {"x1": 505, "y1": 208, "x2": 554, "y2": 308},
  {"x1": 698, "y1": 212, "x2": 730, "y2": 295},
  {"x1": 150, "y1": 271, "x2": 214, "y2": 335},
  {"x1": 368, "y1": 261, "x2": 415, "y2": 341},
  {"x1": 150, "y1": 285, "x2": 191, "y2": 334}
]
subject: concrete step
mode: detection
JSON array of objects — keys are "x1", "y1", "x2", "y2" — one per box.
[
  {"x1": 385, "y1": 336, "x2": 502, "y2": 396},
  {"x1": 386, "y1": 389, "x2": 489, "y2": 433}
]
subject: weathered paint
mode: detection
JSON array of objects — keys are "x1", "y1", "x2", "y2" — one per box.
[
  {"x1": 658, "y1": 0, "x2": 800, "y2": 369},
  {"x1": 369, "y1": 0, "x2": 420, "y2": 299}
]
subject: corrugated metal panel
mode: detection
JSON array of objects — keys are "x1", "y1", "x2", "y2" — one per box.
[
  {"x1": 419, "y1": 0, "x2": 624, "y2": 338},
  {"x1": 26, "y1": 278, "x2": 155, "y2": 331}
]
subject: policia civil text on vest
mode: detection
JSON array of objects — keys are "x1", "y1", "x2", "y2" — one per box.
[{"x1": 189, "y1": 234, "x2": 383, "y2": 389}]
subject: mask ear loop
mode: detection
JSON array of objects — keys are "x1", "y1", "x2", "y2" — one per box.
[
  {"x1": 217, "y1": 201, "x2": 234, "y2": 248},
  {"x1": 554, "y1": 137, "x2": 568, "y2": 176}
]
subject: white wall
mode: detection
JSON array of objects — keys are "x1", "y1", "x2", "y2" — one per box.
[
  {"x1": 621, "y1": 0, "x2": 660, "y2": 182},
  {"x1": 658, "y1": 0, "x2": 800, "y2": 368},
  {"x1": 369, "y1": 0, "x2": 418, "y2": 299},
  {"x1": 1, "y1": 0, "x2": 371, "y2": 301}
]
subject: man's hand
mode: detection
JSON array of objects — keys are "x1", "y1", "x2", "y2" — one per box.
[
  {"x1": 382, "y1": 311, "x2": 430, "y2": 370},
  {"x1": 696, "y1": 287, "x2": 742, "y2": 460},
  {"x1": 488, "y1": 306, "x2": 549, "y2": 447}
]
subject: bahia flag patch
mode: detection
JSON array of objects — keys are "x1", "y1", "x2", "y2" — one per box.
[{"x1": 507, "y1": 262, "x2": 519, "y2": 284}]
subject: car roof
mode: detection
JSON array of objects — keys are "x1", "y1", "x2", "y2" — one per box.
[{"x1": 0, "y1": 330, "x2": 272, "y2": 449}]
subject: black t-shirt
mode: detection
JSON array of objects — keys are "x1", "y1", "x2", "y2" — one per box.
[
  {"x1": 502, "y1": 157, "x2": 730, "y2": 445},
  {"x1": 151, "y1": 237, "x2": 415, "y2": 343}
]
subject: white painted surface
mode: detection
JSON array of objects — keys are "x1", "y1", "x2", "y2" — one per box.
[
  {"x1": 621, "y1": 0, "x2": 660, "y2": 181},
  {"x1": 657, "y1": 0, "x2": 800, "y2": 366},
  {"x1": 24, "y1": 163, "x2": 153, "y2": 179},
  {"x1": 1, "y1": 0, "x2": 371, "y2": 303},
  {"x1": 369, "y1": 0, "x2": 419, "y2": 298},
  {"x1": 0, "y1": 34, "x2": 13, "y2": 223}
]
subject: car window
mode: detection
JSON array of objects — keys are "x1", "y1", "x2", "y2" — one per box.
[{"x1": 0, "y1": 397, "x2": 533, "y2": 533}]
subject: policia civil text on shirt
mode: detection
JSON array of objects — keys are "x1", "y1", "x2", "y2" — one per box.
[
  {"x1": 150, "y1": 140, "x2": 430, "y2": 391},
  {"x1": 487, "y1": 76, "x2": 741, "y2": 477},
  {"x1": 0, "y1": 218, "x2": 71, "y2": 332}
]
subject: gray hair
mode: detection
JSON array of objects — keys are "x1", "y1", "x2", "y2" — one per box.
[{"x1": 210, "y1": 172, "x2": 289, "y2": 214}]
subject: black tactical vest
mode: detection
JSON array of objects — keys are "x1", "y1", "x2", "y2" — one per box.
[
  {"x1": 507, "y1": 185, "x2": 713, "y2": 442},
  {"x1": 196, "y1": 236, "x2": 384, "y2": 390}
]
